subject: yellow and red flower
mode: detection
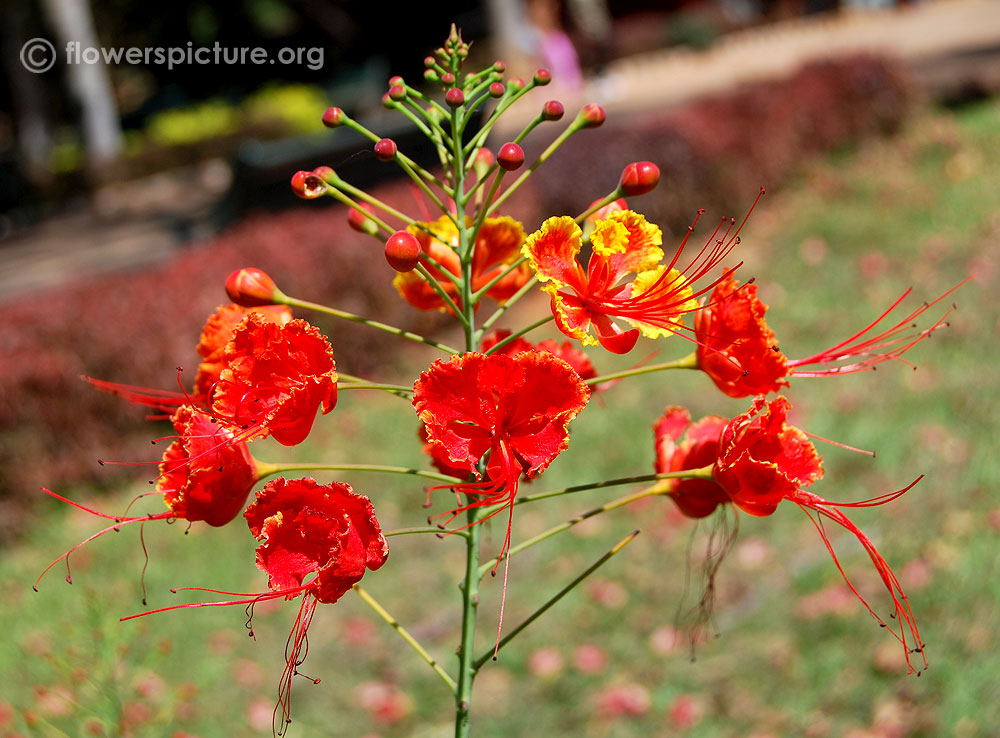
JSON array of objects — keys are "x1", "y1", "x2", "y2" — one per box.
[
  {"x1": 210, "y1": 313, "x2": 338, "y2": 446},
  {"x1": 522, "y1": 209, "x2": 741, "y2": 354},
  {"x1": 695, "y1": 275, "x2": 964, "y2": 398},
  {"x1": 394, "y1": 215, "x2": 531, "y2": 311},
  {"x1": 652, "y1": 397, "x2": 926, "y2": 673}
]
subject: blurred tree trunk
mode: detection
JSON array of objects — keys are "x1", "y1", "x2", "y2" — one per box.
[
  {"x1": 1, "y1": 0, "x2": 54, "y2": 186},
  {"x1": 41, "y1": 0, "x2": 122, "y2": 178}
]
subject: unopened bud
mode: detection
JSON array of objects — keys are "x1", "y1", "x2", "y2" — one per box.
[
  {"x1": 385, "y1": 231, "x2": 422, "y2": 272},
  {"x1": 322, "y1": 107, "x2": 345, "y2": 128},
  {"x1": 542, "y1": 100, "x2": 565, "y2": 121},
  {"x1": 347, "y1": 202, "x2": 378, "y2": 235},
  {"x1": 534, "y1": 68, "x2": 552, "y2": 86},
  {"x1": 497, "y1": 142, "x2": 525, "y2": 172},
  {"x1": 226, "y1": 268, "x2": 281, "y2": 307},
  {"x1": 424, "y1": 69, "x2": 439, "y2": 83},
  {"x1": 579, "y1": 103, "x2": 606, "y2": 128},
  {"x1": 619, "y1": 161, "x2": 660, "y2": 196},
  {"x1": 493, "y1": 60, "x2": 506, "y2": 73},
  {"x1": 445, "y1": 88, "x2": 465, "y2": 107},
  {"x1": 424, "y1": 56, "x2": 436, "y2": 68},
  {"x1": 290, "y1": 170, "x2": 328, "y2": 199},
  {"x1": 489, "y1": 82, "x2": 506, "y2": 98},
  {"x1": 374, "y1": 138, "x2": 397, "y2": 162},
  {"x1": 388, "y1": 75, "x2": 404, "y2": 87},
  {"x1": 388, "y1": 84, "x2": 406, "y2": 102},
  {"x1": 312, "y1": 165, "x2": 336, "y2": 184},
  {"x1": 473, "y1": 148, "x2": 494, "y2": 179},
  {"x1": 441, "y1": 72, "x2": 456, "y2": 86},
  {"x1": 509, "y1": 77, "x2": 525, "y2": 91},
  {"x1": 382, "y1": 92, "x2": 394, "y2": 109}
]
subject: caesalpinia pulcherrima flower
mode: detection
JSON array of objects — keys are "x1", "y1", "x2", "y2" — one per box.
[
  {"x1": 84, "y1": 302, "x2": 292, "y2": 415},
  {"x1": 695, "y1": 275, "x2": 963, "y2": 398},
  {"x1": 523, "y1": 206, "x2": 748, "y2": 354},
  {"x1": 37, "y1": 406, "x2": 260, "y2": 588},
  {"x1": 481, "y1": 329, "x2": 598, "y2": 385},
  {"x1": 209, "y1": 312, "x2": 338, "y2": 446},
  {"x1": 394, "y1": 215, "x2": 531, "y2": 311},
  {"x1": 654, "y1": 397, "x2": 926, "y2": 673},
  {"x1": 123, "y1": 477, "x2": 387, "y2": 733},
  {"x1": 414, "y1": 351, "x2": 589, "y2": 557}
]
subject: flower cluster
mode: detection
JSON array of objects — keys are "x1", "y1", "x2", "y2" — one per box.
[{"x1": 38, "y1": 25, "x2": 959, "y2": 737}]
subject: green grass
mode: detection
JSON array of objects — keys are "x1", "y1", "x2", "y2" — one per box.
[{"x1": 3, "y1": 98, "x2": 999, "y2": 737}]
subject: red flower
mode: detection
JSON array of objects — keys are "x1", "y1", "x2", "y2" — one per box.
[
  {"x1": 83, "y1": 304, "x2": 292, "y2": 415},
  {"x1": 650, "y1": 398, "x2": 926, "y2": 673},
  {"x1": 210, "y1": 313, "x2": 338, "y2": 446},
  {"x1": 652, "y1": 407, "x2": 728, "y2": 518},
  {"x1": 695, "y1": 275, "x2": 964, "y2": 398},
  {"x1": 522, "y1": 201, "x2": 757, "y2": 354},
  {"x1": 393, "y1": 215, "x2": 531, "y2": 311},
  {"x1": 37, "y1": 406, "x2": 259, "y2": 589},
  {"x1": 119, "y1": 477, "x2": 386, "y2": 735},
  {"x1": 158, "y1": 405, "x2": 261, "y2": 527}
]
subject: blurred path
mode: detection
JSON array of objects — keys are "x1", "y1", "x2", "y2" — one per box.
[{"x1": 2, "y1": 0, "x2": 999, "y2": 302}]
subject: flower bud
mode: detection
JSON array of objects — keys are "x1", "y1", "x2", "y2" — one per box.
[
  {"x1": 385, "y1": 231, "x2": 422, "y2": 272},
  {"x1": 509, "y1": 77, "x2": 525, "y2": 91},
  {"x1": 445, "y1": 88, "x2": 465, "y2": 107},
  {"x1": 497, "y1": 142, "x2": 525, "y2": 172},
  {"x1": 374, "y1": 138, "x2": 397, "y2": 162},
  {"x1": 424, "y1": 69, "x2": 439, "y2": 83},
  {"x1": 322, "y1": 107, "x2": 345, "y2": 128},
  {"x1": 542, "y1": 100, "x2": 565, "y2": 121},
  {"x1": 534, "y1": 68, "x2": 552, "y2": 86},
  {"x1": 441, "y1": 72, "x2": 456, "y2": 86},
  {"x1": 382, "y1": 92, "x2": 394, "y2": 109},
  {"x1": 388, "y1": 84, "x2": 406, "y2": 102},
  {"x1": 489, "y1": 82, "x2": 506, "y2": 98},
  {"x1": 579, "y1": 103, "x2": 606, "y2": 128},
  {"x1": 619, "y1": 161, "x2": 660, "y2": 196},
  {"x1": 312, "y1": 165, "x2": 336, "y2": 184},
  {"x1": 226, "y1": 268, "x2": 280, "y2": 307},
  {"x1": 388, "y1": 75, "x2": 404, "y2": 87},
  {"x1": 347, "y1": 202, "x2": 379, "y2": 236},
  {"x1": 290, "y1": 170, "x2": 328, "y2": 199},
  {"x1": 424, "y1": 56, "x2": 436, "y2": 68},
  {"x1": 493, "y1": 60, "x2": 506, "y2": 73},
  {"x1": 473, "y1": 148, "x2": 494, "y2": 179}
]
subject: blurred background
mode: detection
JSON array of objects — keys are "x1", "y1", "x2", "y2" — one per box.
[{"x1": 1, "y1": 0, "x2": 998, "y2": 736}]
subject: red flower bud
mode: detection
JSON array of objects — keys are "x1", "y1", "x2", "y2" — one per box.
[
  {"x1": 322, "y1": 107, "x2": 344, "y2": 128},
  {"x1": 382, "y1": 92, "x2": 394, "y2": 109},
  {"x1": 347, "y1": 202, "x2": 378, "y2": 235},
  {"x1": 225, "y1": 268, "x2": 280, "y2": 307},
  {"x1": 497, "y1": 142, "x2": 525, "y2": 171},
  {"x1": 475, "y1": 148, "x2": 495, "y2": 167},
  {"x1": 494, "y1": 60, "x2": 506, "y2": 73},
  {"x1": 385, "y1": 231, "x2": 422, "y2": 272},
  {"x1": 534, "y1": 68, "x2": 552, "y2": 86},
  {"x1": 619, "y1": 161, "x2": 661, "y2": 196},
  {"x1": 542, "y1": 100, "x2": 565, "y2": 121},
  {"x1": 312, "y1": 165, "x2": 336, "y2": 184},
  {"x1": 290, "y1": 170, "x2": 328, "y2": 199},
  {"x1": 441, "y1": 72, "x2": 456, "y2": 86},
  {"x1": 424, "y1": 56, "x2": 436, "y2": 68},
  {"x1": 489, "y1": 82, "x2": 506, "y2": 98},
  {"x1": 388, "y1": 75, "x2": 403, "y2": 86},
  {"x1": 445, "y1": 88, "x2": 465, "y2": 107},
  {"x1": 374, "y1": 138, "x2": 397, "y2": 162},
  {"x1": 509, "y1": 77, "x2": 525, "y2": 91},
  {"x1": 579, "y1": 103, "x2": 606, "y2": 128},
  {"x1": 388, "y1": 84, "x2": 406, "y2": 102},
  {"x1": 424, "y1": 69, "x2": 439, "y2": 83}
]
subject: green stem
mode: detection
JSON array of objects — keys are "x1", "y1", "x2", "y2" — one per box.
[
  {"x1": 385, "y1": 526, "x2": 469, "y2": 539},
  {"x1": 478, "y1": 485, "x2": 665, "y2": 579},
  {"x1": 353, "y1": 585, "x2": 458, "y2": 692},
  {"x1": 575, "y1": 189, "x2": 623, "y2": 223},
  {"x1": 415, "y1": 262, "x2": 466, "y2": 321},
  {"x1": 279, "y1": 294, "x2": 459, "y2": 354},
  {"x1": 253, "y1": 461, "x2": 455, "y2": 484},
  {"x1": 585, "y1": 352, "x2": 699, "y2": 385},
  {"x1": 472, "y1": 530, "x2": 640, "y2": 669},
  {"x1": 513, "y1": 467, "x2": 715, "y2": 507},
  {"x1": 470, "y1": 256, "x2": 527, "y2": 304},
  {"x1": 455, "y1": 513, "x2": 482, "y2": 738},
  {"x1": 338, "y1": 382, "x2": 413, "y2": 394}
]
